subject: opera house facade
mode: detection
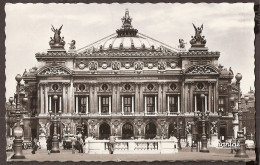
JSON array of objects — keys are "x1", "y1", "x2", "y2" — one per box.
[{"x1": 10, "y1": 10, "x2": 239, "y2": 144}]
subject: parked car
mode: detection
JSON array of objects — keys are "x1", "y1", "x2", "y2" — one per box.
[{"x1": 245, "y1": 139, "x2": 255, "y2": 150}]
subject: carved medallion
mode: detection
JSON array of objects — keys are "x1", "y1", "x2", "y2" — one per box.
[
  {"x1": 89, "y1": 61, "x2": 98, "y2": 70},
  {"x1": 78, "y1": 61, "x2": 86, "y2": 70}
]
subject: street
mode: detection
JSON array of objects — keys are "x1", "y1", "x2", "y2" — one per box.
[{"x1": 6, "y1": 147, "x2": 255, "y2": 162}]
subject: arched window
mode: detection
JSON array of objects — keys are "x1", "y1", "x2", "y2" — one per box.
[
  {"x1": 145, "y1": 122, "x2": 157, "y2": 139},
  {"x1": 99, "y1": 123, "x2": 110, "y2": 140},
  {"x1": 122, "y1": 123, "x2": 134, "y2": 139}
]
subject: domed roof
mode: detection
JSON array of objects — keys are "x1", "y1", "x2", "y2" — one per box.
[{"x1": 77, "y1": 9, "x2": 181, "y2": 54}]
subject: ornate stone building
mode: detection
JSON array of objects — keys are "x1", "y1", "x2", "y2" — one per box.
[{"x1": 18, "y1": 10, "x2": 237, "y2": 142}]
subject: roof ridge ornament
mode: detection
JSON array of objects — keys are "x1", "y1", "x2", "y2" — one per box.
[
  {"x1": 116, "y1": 9, "x2": 138, "y2": 37},
  {"x1": 189, "y1": 23, "x2": 208, "y2": 52}
]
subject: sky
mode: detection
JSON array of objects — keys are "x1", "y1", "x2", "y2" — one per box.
[{"x1": 5, "y1": 3, "x2": 255, "y2": 100}]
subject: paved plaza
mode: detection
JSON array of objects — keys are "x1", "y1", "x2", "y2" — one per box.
[{"x1": 6, "y1": 147, "x2": 255, "y2": 162}]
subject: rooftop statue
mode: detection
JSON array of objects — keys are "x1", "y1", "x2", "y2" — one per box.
[
  {"x1": 178, "y1": 39, "x2": 186, "y2": 49},
  {"x1": 190, "y1": 23, "x2": 207, "y2": 47},
  {"x1": 49, "y1": 25, "x2": 65, "y2": 49}
]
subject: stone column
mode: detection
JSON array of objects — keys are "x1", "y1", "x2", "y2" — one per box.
[
  {"x1": 112, "y1": 84, "x2": 116, "y2": 114},
  {"x1": 86, "y1": 96, "x2": 89, "y2": 114},
  {"x1": 135, "y1": 83, "x2": 139, "y2": 114},
  {"x1": 116, "y1": 84, "x2": 120, "y2": 114},
  {"x1": 155, "y1": 95, "x2": 157, "y2": 114},
  {"x1": 158, "y1": 84, "x2": 162, "y2": 113},
  {"x1": 132, "y1": 96, "x2": 134, "y2": 114},
  {"x1": 70, "y1": 81, "x2": 74, "y2": 114},
  {"x1": 205, "y1": 95, "x2": 207, "y2": 112},
  {"x1": 167, "y1": 95, "x2": 170, "y2": 114},
  {"x1": 44, "y1": 85, "x2": 48, "y2": 114},
  {"x1": 181, "y1": 81, "x2": 185, "y2": 113},
  {"x1": 62, "y1": 83, "x2": 68, "y2": 114},
  {"x1": 162, "y1": 83, "x2": 166, "y2": 114},
  {"x1": 215, "y1": 80, "x2": 219, "y2": 113},
  {"x1": 184, "y1": 83, "x2": 188, "y2": 113},
  {"x1": 89, "y1": 84, "x2": 94, "y2": 114},
  {"x1": 190, "y1": 84, "x2": 195, "y2": 113},
  {"x1": 178, "y1": 95, "x2": 180, "y2": 113},
  {"x1": 75, "y1": 96, "x2": 78, "y2": 114},
  {"x1": 213, "y1": 83, "x2": 216, "y2": 113},
  {"x1": 109, "y1": 96, "x2": 112, "y2": 115},
  {"x1": 48, "y1": 96, "x2": 51, "y2": 112},
  {"x1": 121, "y1": 96, "x2": 124, "y2": 114},
  {"x1": 208, "y1": 83, "x2": 212, "y2": 113},
  {"x1": 98, "y1": 96, "x2": 101, "y2": 115},
  {"x1": 40, "y1": 84, "x2": 44, "y2": 114},
  {"x1": 195, "y1": 95, "x2": 197, "y2": 112},
  {"x1": 144, "y1": 96, "x2": 147, "y2": 114},
  {"x1": 94, "y1": 85, "x2": 98, "y2": 114},
  {"x1": 59, "y1": 96, "x2": 62, "y2": 112},
  {"x1": 139, "y1": 84, "x2": 144, "y2": 114}
]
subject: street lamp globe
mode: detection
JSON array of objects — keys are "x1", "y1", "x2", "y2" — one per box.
[
  {"x1": 15, "y1": 74, "x2": 23, "y2": 83},
  {"x1": 53, "y1": 95, "x2": 59, "y2": 101},
  {"x1": 244, "y1": 96, "x2": 249, "y2": 102},
  {"x1": 22, "y1": 97, "x2": 28, "y2": 104},
  {"x1": 9, "y1": 97, "x2": 14, "y2": 104},
  {"x1": 200, "y1": 94, "x2": 205, "y2": 99},
  {"x1": 230, "y1": 96, "x2": 235, "y2": 102},
  {"x1": 235, "y1": 73, "x2": 242, "y2": 82}
]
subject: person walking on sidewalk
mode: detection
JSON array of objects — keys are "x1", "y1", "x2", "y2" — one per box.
[
  {"x1": 71, "y1": 136, "x2": 76, "y2": 154},
  {"x1": 108, "y1": 135, "x2": 116, "y2": 154},
  {"x1": 46, "y1": 136, "x2": 52, "y2": 155},
  {"x1": 31, "y1": 138, "x2": 38, "y2": 154},
  {"x1": 79, "y1": 137, "x2": 84, "y2": 153}
]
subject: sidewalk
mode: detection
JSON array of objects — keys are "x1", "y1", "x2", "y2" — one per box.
[{"x1": 7, "y1": 147, "x2": 255, "y2": 162}]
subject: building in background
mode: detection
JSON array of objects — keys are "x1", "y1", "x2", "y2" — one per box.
[{"x1": 6, "y1": 10, "x2": 246, "y2": 144}]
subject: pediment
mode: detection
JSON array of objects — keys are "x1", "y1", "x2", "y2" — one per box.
[
  {"x1": 37, "y1": 65, "x2": 72, "y2": 76},
  {"x1": 184, "y1": 65, "x2": 219, "y2": 75}
]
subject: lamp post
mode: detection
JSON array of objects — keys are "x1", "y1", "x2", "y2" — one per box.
[
  {"x1": 233, "y1": 73, "x2": 248, "y2": 158},
  {"x1": 8, "y1": 97, "x2": 16, "y2": 137},
  {"x1": 176, "y1": 112, "x2": 182, "y2": 149},
  {"x1": 49, "y1": 95, "x2": 61, "y2": 153},
  {"x1": 198, "y1": 94, "x2": 210, "y2": 153},
  {"x1": 10, "y1": 74, "x2": 28, "y2": 159},
  {"x1": 76, "y1": 112, "x2": 83, "y2": 138}
]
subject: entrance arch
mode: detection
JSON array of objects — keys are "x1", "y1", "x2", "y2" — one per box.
[
  {"x1": 168, "y1": 123, "x2": 177, "y2": 138},
  {"x1": 145, "y1": 122, "x2": 157, "y2": 139},
  {"x1": 99, "y1": 123, "x2": 110, "y2": 139},
  {"x1": 122, "y1": 123, "x2": 134, "y2": 139}
]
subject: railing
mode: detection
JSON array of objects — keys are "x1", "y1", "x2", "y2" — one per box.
[{"x1": 86, "y1": 139, "x2": 178, "y2": 154}]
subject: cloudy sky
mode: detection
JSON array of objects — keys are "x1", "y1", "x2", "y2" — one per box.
[{"x1": 5, "y1": 3, "x2": 254, "y2": 99}]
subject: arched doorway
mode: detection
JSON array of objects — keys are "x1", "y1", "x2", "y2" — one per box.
[
  {"x1": 122, "y1": 123, "x2": 134, "y2": 139},
  {"x1": 145, "y1": 122, "x2": 157, "y2": 139},
  {"x1": 168, "y1": 123, "x2": 177, "y2": 138},
  {"x1": 99, "y1": 123, "x2": 110, "y2": 139}
]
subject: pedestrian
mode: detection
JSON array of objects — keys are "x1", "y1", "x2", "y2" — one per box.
[
  {"x1": 31, "y1": 138, "x2": 38, "y2": 154},
  {"x1": 71, "y1": 136, "x2": 76, "y2": 154},
  {"x1": 79, "y1": 137, "x2": 84, "y2": 153},
  {"x1": 46, "y1": 136, "x2": 52, "y2": 155},
  {"x1": 108, "y1": 135, "x2": 116, "y2": 154}
]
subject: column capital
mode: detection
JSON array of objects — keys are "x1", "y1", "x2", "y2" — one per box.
[
  {"x1": 208, "y1": 81, "x2": 216, "y2": 84},
  {"x1": 185, "y1": 81, "x2": 194, "y2": 84}
]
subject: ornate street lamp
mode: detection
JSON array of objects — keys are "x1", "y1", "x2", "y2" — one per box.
[
  {"x1": 76, "y1": 112, "x2": 83, "y2": 138},
  {"x1": 198, "y1": 94, "x2": 210, "y2": 153},
  {"x1": 176, "y1": 112, "x2": 183, "y2": 149},
  {"x1": 233, "y1": 73, "x2": 248, "y2": 158},
  {"x1": 10, "y1": 74, "x2": 28, "y2": 159},
  {"x1": 49, "y1": 95, "x2": 61, "y2": 153}
]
